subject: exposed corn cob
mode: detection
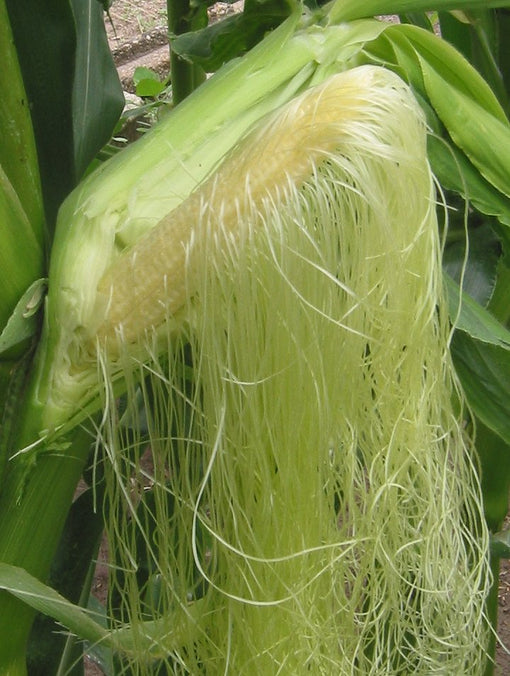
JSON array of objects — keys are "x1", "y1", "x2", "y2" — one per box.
[
  {"x1": 95, "y1": 67, "x2": 389, "y2": 345},
  {"x1": 28, "y1": 18, "x2": 390, "y2": 433}
]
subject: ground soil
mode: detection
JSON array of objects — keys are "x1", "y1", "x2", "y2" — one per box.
[{"x1": 82, "y1": 2, "x2": 510, "y2": 673}]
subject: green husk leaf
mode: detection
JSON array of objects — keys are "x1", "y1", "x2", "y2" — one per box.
[
  {"x1": 421, "y1": 59, "x2": 510, "y2": 199},
  {"x1": 0, "y1": 279, "x2": 46, "y2": 358},
  {"x1": 379, "y1": 23, "x2": 507, "y2": 121}
]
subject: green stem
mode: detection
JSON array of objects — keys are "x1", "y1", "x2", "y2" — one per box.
[
  {"x1": 167, "y1": 0, "x2": 206, "y2": 105},
  {"x1": 0, "y1": 415, "x2": 91, "y2": 673}
]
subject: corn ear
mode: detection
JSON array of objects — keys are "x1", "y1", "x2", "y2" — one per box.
[
  {"x1": 96, "y1": 65, "x2": 491, "y2": 673},
  {"x1": 29, "y1": 17, "x2": 389, "y2": 433}
]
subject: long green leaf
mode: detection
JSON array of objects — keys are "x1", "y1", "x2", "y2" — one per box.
[
  {"x1": 476, "y1": 421, "x2": 510, "y2": 532},
  {"x1": 0, "y1": 0, "x2": 44, "y2": 243},
  {"x1": 70, "y1": 0, "x2": 124, "y2": 179},
  {"x1": 446, "y1": 275, "x2": 510, "y2": 347},
  {"x1": 439, "y1": 10, "x2": 510, "y2": 114},
  {"x1": 428, "y1": 135, "x2": 510, "y2": 226},
  {"x1": 443, "y1": 222, "x2": 501, "y2": 307},
  {"x1": 27, "y1": 488, "x2": 105, "y2": 675},
  {"x1": 0, "y1": 561, "x2": 203, "y2": 661},
  {"x1": 5, "y1": 0, "x2": 77, "y2": 231},
  {"x1": 364, "y1": 23, "x2": 510, "y2": 216},
  {"x1": 384, "y1": 24, "x2": 507, "y2": 121},
  {"x1": 171, "y1": 0, "x2": 298, "y2": 71},
  {"x1": 446, "y1": 275, "x2": 510, "y2": 443},
  {"x1": 329, "y1": 0, "x2": 510, "y2": 22},
  {"x1": 496, "y1": 9, "x2": 510, "y2": 100},
  {"x1": 452, "y1": 332, "x2": 510, "y2": 444},
  {"x1": 0, "y1": 563, "x2": 108, "y2": 649}
]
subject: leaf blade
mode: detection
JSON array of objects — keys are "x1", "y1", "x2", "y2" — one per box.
[
  {"x1": 5, "y1": 0, "x2": 77, "y2": 230},
  {"x1": 70, "y1": 0, "x2": 125, "y2": 179}
]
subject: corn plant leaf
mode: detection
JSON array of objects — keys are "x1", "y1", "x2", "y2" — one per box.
[
  {"x1": 27, "y1": 488, "x2": 105, "y2": 675},
  {"x1": 421, "y1": 61, "x2": 510, "y2": 200},
  {"x1": 438, "y1": 10, "x2": 510, "y2": 115},
  {"x1": 427, "y1": 135, "x2": 510, "y2": 226},
  {"x1": 497, "y1": 9, "x2": 510, "y2": 101},
  {"x1": 489, "y1": 251, "x2": 510, "y2": 326},
  {"x1": 83, "y1": 596, "x2": 114, "y2": 675},
  {"x1": 5, "y1": 0, "x2": 124, "y2": 230},
  {"x1": 329, "y1": 0, "x2": 510, "y2": 22},
  {"x1": 0, "y1": 167, "x2": 44, "y2": 339},
  {"x1": 170, "y1": 0, "x2": 298, "y2": 70},
  {"x1": 451, "y1": 331, "x2": 510, "y2": 444},
  {"x1": 446, "y1": 273, "x2": 510, "y2": 443},
  {"x1": 0, "y1": 562, "x2": 109, "y2": 648},
  {"x1": 0, "y1": 0, "x2": 44, "y2": 241},
  {"x1": 446, "y1": 275, "x2": 510, "y2": 348},
  {"x1": 5, "y1": 0, "x2": 77, "y2": 230},
  {"x1": 491, "y1": 529, "x2": 510, "y2": 558},
  {"x1": 384, "y1": 24, "x2": 507, "y2": 121},
  {"x1": 476, "y1": 421, "x2": 510, "y2": 532},
  {"x1": 0, "y1": 560, "x2": 202, "y2": 661},
  {"x1": 70, "y1": 0, "x2": 124, "y2": 179},
  {"x1": 382, "y1": 26, "x2": 510, "y2": 194},
  {"x1": 366, "y1": 24, "x2": 510, "y2": 215},
  {"x1": 443, "y1": 224, "x2": 501, "y2": 307}
]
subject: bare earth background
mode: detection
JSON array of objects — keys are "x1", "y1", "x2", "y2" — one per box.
[{"x1": 82, "y1": 2, "x2": 510, "y2": 673}]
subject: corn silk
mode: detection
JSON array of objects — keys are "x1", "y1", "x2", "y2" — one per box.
[{"x1": 94, "y1": 67, "x2": 491, "y2": 674}]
